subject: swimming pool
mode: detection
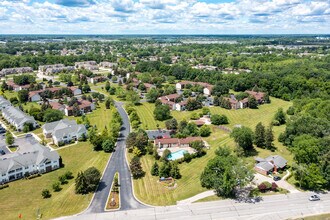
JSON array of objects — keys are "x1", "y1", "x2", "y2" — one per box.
[{"x1": 167, "y1": 149, "x2": 188, "y2": 161}]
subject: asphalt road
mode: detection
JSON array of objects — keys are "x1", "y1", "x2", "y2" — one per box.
[
  {"x1": 84, "y1": 101, "x2": 146, "y2": 214},
  {"x1": 59, "y1": 192, "x2": 330, "y2": 220}
]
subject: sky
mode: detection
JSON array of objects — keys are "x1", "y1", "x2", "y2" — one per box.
[{"x1": 0, "y1": 0, "x2": 329, "y2": 34}]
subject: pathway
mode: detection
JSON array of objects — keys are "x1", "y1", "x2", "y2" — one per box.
[{"x1": 177, "y1": 190, "x2": 216, "y2": 205}]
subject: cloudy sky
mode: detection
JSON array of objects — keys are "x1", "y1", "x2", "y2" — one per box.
[{"x1": 0, "y1": 0, "x2": 329, "y2": 34}]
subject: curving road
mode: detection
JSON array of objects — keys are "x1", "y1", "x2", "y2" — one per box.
[{"x1": 84, "y1": 101, "x2": 146, "y2": 214}]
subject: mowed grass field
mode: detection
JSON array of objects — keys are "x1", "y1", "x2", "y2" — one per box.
[
  {"x1": 131, "y1": 97, "x2": 293, "y2": 206},
  {"x1": 0, "y1": 142, "x2": 110, "y2": 220},
  {"x1": 134, "y1": 102, "x2": 165, "y2": 130}
]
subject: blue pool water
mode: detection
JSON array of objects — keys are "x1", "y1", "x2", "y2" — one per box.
[{"x1": 167, "y1": 149, "x2": 188, "y2": 161}]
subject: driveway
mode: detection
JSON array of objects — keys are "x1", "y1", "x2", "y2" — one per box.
[
  {"x1": 254, "y1": 173, "x2": 300, "y2": 193},
  {"x1": 83, "y1": 101, "x2": 146, "y2": 214}
]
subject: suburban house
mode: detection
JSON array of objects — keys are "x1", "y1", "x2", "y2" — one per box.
[
  {"x1": 44, "y1": 66, "x2": 75, "y2": 75},
  {"x1": 175, "y1": 81, "x2": 214, "y2": 96},
  {"x1": 88, "y1": 76, "x2": 108, "y2": 84},
  {"x1": 158, "y1": 93, "x2": 180, "y2": 110},
  {"x1": 254, "y1": 155, "x2": 287, "y2": 175},
  {"x1": 0, "y1": 96, "x2": 11, "y2": 109},
  {"x1": 154, "y1": 137, "x2": 203, "y2": 149},
  {"x1": 38, "y1": 64, "x2": 65, "y2": 72},
  {"x1": 0, "y1": 67, "x2": 33, "y2": 76},
  {"x1": 223, "y1": 95, "x2": 249, "y2": 110},
  {"x1": 64, "y1": 99, "x2": 95, "y2": 116},
  {"x1": 42, "y1": 119, "x2": 87, "y2": 146},
  {"x1": 28, "y1": 87, "x2": 81, "y2": 102},
  {"x1": 7, "y1": 81, "x2": 30, "y2": 91},
  {"x1": 75, "y1": 61, "x2": 98, "y2": 71},
  {"x1": 69, "y1": 87, "x2": 82, "y2": 96},
  {"x1": 0, "y1": 139, "x2": 60, "y2": 183},
  {"x1": 2, "y1": 106, "x2": 38, "y2": 131},
  {"x1": 99, "y1": 62, "x2": 117, "y2": 68},
  {"x1": 175, "y1": 100, "x2": 188, "y2": 111},
  {"x1": 49, "y1": 101, "x2": 66, "y2": 112},
  {"x1": 246, "y1": 90, "x2": 266, "y2": 104}
]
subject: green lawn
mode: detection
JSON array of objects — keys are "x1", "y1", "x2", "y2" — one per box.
[
  {"x1": 134, "y1": 102, "x2": 165, "y2": 130},
  {"x1": 193, "y1": 195, "x2": 223, "y2": 203},
  {"x1": 85, "y1": 102, "x2": 113, "y2": 130},
  {"x1": 130, "y1": 97, "x2": 293, "y2": 206},
  {"x1": 293, "y1": 213, "x2": 330, "y2": 220},
  {"x1": 0, "y1": 142, "x2": 110, "y2": 220}
]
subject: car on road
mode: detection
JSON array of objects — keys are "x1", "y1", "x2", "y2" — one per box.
[
  {"x1": 0, "y1": 150, "x2": 5, "y2": 155},
  {"x1": 25, "y1": 134, "x2": 32, "y2": 138},
  {"x1": 309, "y1": 194, "x2": 320, "y2": 201},
  {"x1": 273, "y1": 176, "x2": 281, "y2": 181}
]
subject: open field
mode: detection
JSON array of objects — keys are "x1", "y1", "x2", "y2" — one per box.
[
  {"x1": 134, "y1": 102, "x2": 165, "y2": 130},
  {"x1": 293, "y1": 213, "x2": 330, "y2": 220},
  {"x1": 85, "y1": 102, "x2": 113, "y2": 130},
  {"x1": 0, "y1": 142, "x2": 110, "y2": 220},
  {"x1": 130, "y1": 97, "x2": 293, "y2": 206}
]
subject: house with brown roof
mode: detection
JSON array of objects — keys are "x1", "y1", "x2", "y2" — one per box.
[
  {"x1": 88, "y1": 76, "x2": 107, "y2": 84},
  {"x1": 64, "y1": 99, "x2": 95, "y2": 116},
  {"x1": 246, "y1": 90, "x2": 265, "y2": 104},
  {"x1": 154, "y1": 137, "x2": 203, "y2": 149},
  {"x1": 69, "y1": 87, "x2": 82, "y2": 96},
  {"x1": 7, "y1": 81, "x2": 31, "y2": 91}
]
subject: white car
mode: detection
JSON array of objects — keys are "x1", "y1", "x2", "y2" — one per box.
[{"x1": 309, "y1": 194, "x2": 320, "y2": 201}]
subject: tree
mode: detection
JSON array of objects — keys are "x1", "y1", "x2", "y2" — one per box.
[
  {"x1": 254, "y1": 122, "x2": 265, "y2": 148},
  {"x1": 102, "y1": 138, "x2": 116, "y2": 153},
  {"x1": 248, "y1": 96, "x2": 258, "y2": 109},
  {"x1": 75, "y1": 171, "x2": 88, "y2": 194},
  {"x1": 170, "y1": 162, "x2": 181, "y2": 179},
  {"x1": 17, "y1": 90, "x2": 29, "y2": 103},
  {"x1": 162, "y1": 149, "x2": 171, "y2": 161},
  {"x1": 5, "y1": 131, "x2": 14, "y2": 146},
  {"x1": 43, "y1": 109, "x2": 64, "y2": 122},
  {"x1": 165, "y1": 118, "x2": 178, "y2": 130},
  {"x1": 151, "y1": 162, "x2": 159, "y2": 176},
  {"x1": 130, "y1": 156, "x2": 144, "y2": 179},
  {"x1": 186, "y1": 98, "x2": 202, "y2": 111},
  {"x1": 159, "y1": 161, "x2": 172, "y2": 178},
  {"x1": 200, "y1": 147, "x2": 253, "y2": 197},
  {"x1": 265, "y1": 125, "x2": 274, "y2": 149},
  {"x1": 211, "y1": 114, "x2": 229, "y2": 125},
  {"x1": 154, "y1": 104, "x2": 171, "y2": 121},
  {"x1": 41, "y1": 189, "x2": 51, "y2": 198},
  {"x1": 146, "y1": 88, "x2": 159, "y2": 103},
  {"x1": 105, "y1": 81, "x2": 110, "y2": 91},
  {"x1": 84, "y1": 167, "x2": 101, "y2": 192},
  {"x1": 274, "y1": 108, "x2": 286, "y2": 125},
  {"x1": 200, "y1": 125, "x2": 211, "y2": 137},
  {"x1": 230, "y1": 126, "x2": 254, "y2": 155}
]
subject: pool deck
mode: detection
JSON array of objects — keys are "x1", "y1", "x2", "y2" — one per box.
[{"x1": 158, "y1": 147, "x2": 195, "y2": 157}]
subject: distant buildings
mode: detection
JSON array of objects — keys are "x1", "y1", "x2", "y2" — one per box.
[
  {"x1": 75, "y1": 61, "x2": 99, "y2": 71},
  {"x1": 99, "y1": 62, "x2": 117, "y2": 68},
  {"x1": 7, "y1": 80, "x2": 31, "y2": 91},
  {"x1": 42, "y1": 119, "x2": 87, "y2": 146},
  {"x1": 50, "y1": 99, "x2": 95, "y2": 116},
  {"x1": 0, "y1": 67, "x2": 33, "y2": 77},
  {"x1": 175, "y1": 81, "x2": 214, "y2": 96},
  {"x1": 154, "y1": 137, "x2": 203, "y2": 149},
  {"x1": 0, "y1": 137, "x2": 60, "y2": 184}
]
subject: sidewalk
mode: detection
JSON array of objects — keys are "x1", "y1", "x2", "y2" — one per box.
[{"x1": 177, "y1": 190, "x2": 216, "y2": 205}]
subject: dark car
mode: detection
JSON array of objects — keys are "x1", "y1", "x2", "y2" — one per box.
[
  {"x1": 0, "y1": 150, "x2": 5, "y2": 155},
  {"x1": 273, "y1": 176, "x2": 281, "y2": 181},
  {"x1": 0, "y1": 129, "x2": 6, "y2": 134},
  {"x1": 25, "y1": 133, "x2": 32, "y2": 138}
]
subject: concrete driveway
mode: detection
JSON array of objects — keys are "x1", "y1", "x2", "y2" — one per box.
[{"x1": 254, "y1": 173, "x2": 300, "y2": 193}]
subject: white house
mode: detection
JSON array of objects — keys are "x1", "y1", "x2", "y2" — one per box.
[
  {"x1": 69, "y1": 87, "x2": 82, "y2": 96},
  {"x1": 2, "y1": 106, "x2": 38, "y2": 131},
  {"x1": 0, "y1": 139, "x2": 60, "y2": 183},
  {"x1": 42, "y1": 119, "x2": 87, "y2": 146},
  {"x1": 28, "y1": 91, "x2": 41, "y2": 102}
]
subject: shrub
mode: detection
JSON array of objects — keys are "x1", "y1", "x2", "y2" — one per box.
[
  {"x1": 52, "y1": 182, "x2": 62, "y2": 192},
  {"x1": 42, "y1": 189, "x2": 51, "y2": 198},
  {"x1": 64, "y1": 171, "x2": 74, "y2": 180},
  {"x1": 58, "y1": 175, "x2": 68, "y2": 185},
  {"x1": 183, "y1": 152, "x2": 192, "y2": 163}
]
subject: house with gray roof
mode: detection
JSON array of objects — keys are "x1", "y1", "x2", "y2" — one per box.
[
  {"x1": 254, "y1": 155, "x2": 287, "y2": 175},
  {"x1": 42, "y1": 119, "x2": 87, "y2": 146},
  {"x1": 0, "y1": 96, "x2": 11, "y2": 109},
  {"x1": 2, "y1": 106, "x2": 38, "y2": 131},
  {"x1": 0, "y1": 138, "x2": 60, "y2": 183}
]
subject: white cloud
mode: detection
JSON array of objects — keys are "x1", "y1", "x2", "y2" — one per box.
[{"x1": 0, "y1": 0, "x2": 329, "y2": 34}]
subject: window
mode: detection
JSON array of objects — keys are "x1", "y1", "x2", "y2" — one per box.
[
  {"x1": 45, "y1": 161, "x2": 51, "y2": 165},
  {"x1": 16, "y1": 168, "x2": 23, "y2": 172},
  {"x1": 8, "y1": 170, "x2": 15, "y2": 174},
  {"x1": 25, "y1": 166, "x2": 29, "y2": 169}
]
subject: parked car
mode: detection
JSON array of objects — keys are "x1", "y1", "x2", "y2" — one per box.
[
  {"x1": 0, "y1": 150, "x2": 5, "y2": 155},
  {"x1": 0, "y1": 129, "x2": 6, "y2": 134},
  {"x1": 273, "y1": 176, "x2": 281, "y2": 181},
  {"x1": 309, "y1": 194, "x2": 320, "y2": 201}
]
